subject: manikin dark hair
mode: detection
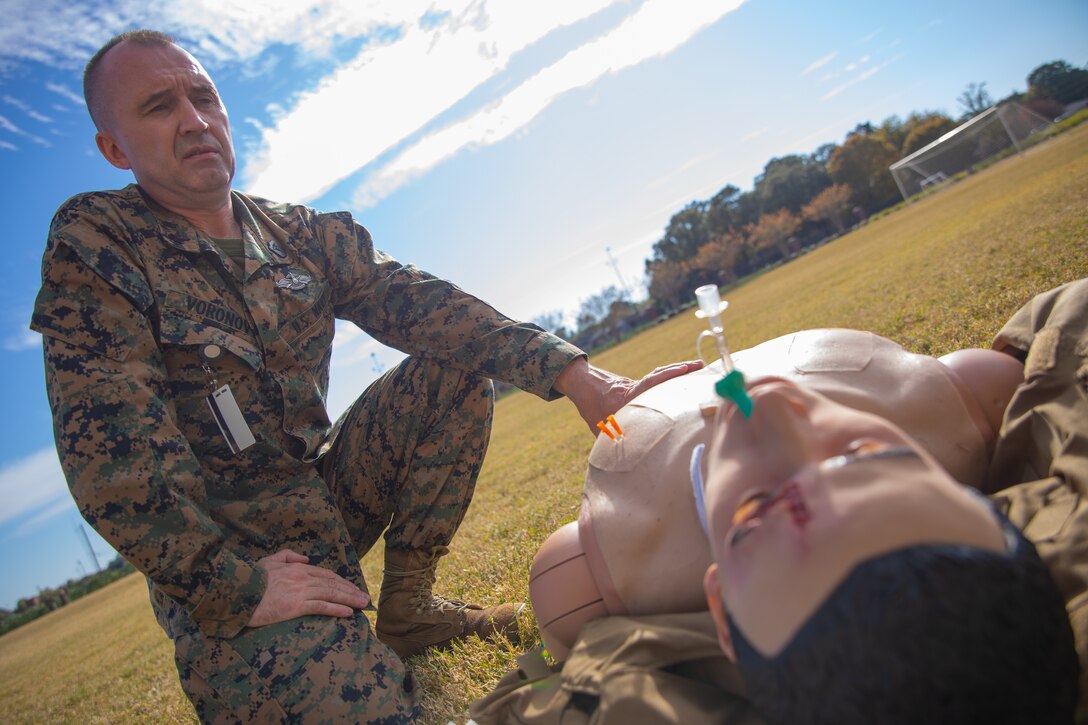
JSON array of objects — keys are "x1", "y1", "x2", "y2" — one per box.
[
  {"x1": 83, "y1": 29, "x2": 178, "y2": 130},
  {"x1": 729, "y1": 517, "x2": 1078, "y2": 725}
]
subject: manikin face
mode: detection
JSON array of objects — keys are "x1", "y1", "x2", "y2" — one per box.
[
  {"x1": 93, "y1": 41, "x2": 235, "y2": 211},
  {"x1": 701, "y1": 377, "x2": 1007, "y2": 658}
]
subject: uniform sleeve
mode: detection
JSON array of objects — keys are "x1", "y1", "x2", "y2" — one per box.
[
  {"x1": 318, "y1": 213, "x2": 584, "y2": 400},
  {"x1": 31, "y1": 201, "x2": 265, "y2": 638}
]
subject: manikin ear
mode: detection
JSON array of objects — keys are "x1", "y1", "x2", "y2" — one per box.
[
  {"x1": 703, "y1": 564, "x2": 736, "y2": 661},
  {"x1": 95, "y1": 130, "x2": 132, "y2": 170}
]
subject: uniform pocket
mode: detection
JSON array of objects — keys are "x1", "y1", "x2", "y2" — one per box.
[
  {"x1": 279, "y1": 283, "x2": 333, "y2": 364},
  {"x1": 158, "y1": 304, "x2": 263, "y2": 371},
  {"x1": 156, "y1": 306, "x2": 265, "y2": 459}
]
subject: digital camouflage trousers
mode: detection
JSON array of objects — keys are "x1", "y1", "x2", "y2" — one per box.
[{"x1": 177, "y1": 357, "x2": 494, "y2": 723}]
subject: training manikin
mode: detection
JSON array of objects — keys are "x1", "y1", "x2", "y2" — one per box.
[{"x1": 529, "y1": 328, "x2": 1023, "y2": 659}]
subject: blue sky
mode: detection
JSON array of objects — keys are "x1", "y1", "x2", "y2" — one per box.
[{"x1": 0, "y1": 0, "x2": 1084, "y2": 611}]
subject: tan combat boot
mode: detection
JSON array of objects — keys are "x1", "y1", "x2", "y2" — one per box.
[{"x1": 375, "y1": 545, "x2": 525, "y2": 660}]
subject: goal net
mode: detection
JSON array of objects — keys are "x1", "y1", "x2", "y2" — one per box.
[{"x1": 889, "y1": 102, "x2": 1052, "y2": 201}]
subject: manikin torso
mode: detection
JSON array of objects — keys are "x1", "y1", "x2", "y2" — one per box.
[{"x1": 530, "y1": 329, "x2": 1023, "y2": 660}]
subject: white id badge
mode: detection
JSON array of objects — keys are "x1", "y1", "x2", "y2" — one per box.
[{"x1": 207, "y1": 384, "x2": 256, "y2": 454}]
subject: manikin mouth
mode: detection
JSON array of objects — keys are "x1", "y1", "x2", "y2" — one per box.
[{"x1": 731, "y1": 481, "x2": 810, "y2": 546}]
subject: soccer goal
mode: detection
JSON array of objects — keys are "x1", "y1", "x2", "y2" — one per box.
[{"x1": 889, "y1": 103, "x2": 1052, "y2": 201}]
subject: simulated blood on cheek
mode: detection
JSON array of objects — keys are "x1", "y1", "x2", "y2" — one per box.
[{"x1": 782, "y1": 482, "x2": 811, "y2": 528}]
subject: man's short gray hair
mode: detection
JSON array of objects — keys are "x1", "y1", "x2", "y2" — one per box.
[{"x1": 83, "y1": 29, "x2": 177, "y2": 130}]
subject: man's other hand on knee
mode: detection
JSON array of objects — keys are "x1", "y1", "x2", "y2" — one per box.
[{"x1": 248, "y1": 549, "x2": 370, "y2": 627}]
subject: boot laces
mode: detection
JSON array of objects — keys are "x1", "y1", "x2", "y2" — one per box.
[{"x1": 384, "y1": 545, "x2": 469, "y2": 616}]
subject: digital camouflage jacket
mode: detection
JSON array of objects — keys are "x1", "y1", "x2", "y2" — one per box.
[{"x1": 31, "y1": 184, "x2": 583, "y2": 639}]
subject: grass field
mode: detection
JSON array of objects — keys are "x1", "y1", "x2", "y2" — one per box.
[{"x1": 2, "y1": 121, "x2": 1086, "y2": 724}]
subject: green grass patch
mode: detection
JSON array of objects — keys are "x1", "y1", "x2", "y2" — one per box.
[{"x1": 3, "y1": 122, "x2": 1086, "y2": 724}]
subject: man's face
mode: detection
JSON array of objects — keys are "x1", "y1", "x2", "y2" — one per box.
[
  {"x1": 93, "y1": 41, "x2": 235, "y2": 210},
  {"x1": 701, "y1": 377, "x2": 1007, "y2": 657}
]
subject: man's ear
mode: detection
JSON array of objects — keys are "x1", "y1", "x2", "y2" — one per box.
[
  {"x1": 703, "y1": 564, "x2": 735, "y2": 661},
  {"x1": 95, "y1": 131, "x2": 132, "y2": 170}
]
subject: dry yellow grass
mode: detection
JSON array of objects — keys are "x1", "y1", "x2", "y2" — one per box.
[
  {"x1": 0, "y1": 573, "x2": 193, "y2": 723},
  {"x1": 2, "y1": 122, "x2": 1085, "y2": 724}
]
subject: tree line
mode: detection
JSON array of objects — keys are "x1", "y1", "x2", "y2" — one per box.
[
  {"x1": 0, "y1": 555, "x2": 135, "y2": 636},
  {"x1": 534, "y1": 59, "x2": 1087, "y2": 345}
]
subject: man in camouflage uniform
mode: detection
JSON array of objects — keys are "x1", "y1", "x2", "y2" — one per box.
[{"x1": 30, "y1": 30, "x2": 697, "y2": 723}]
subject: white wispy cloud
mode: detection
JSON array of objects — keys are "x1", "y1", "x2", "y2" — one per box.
[
  {"x1": 741, "y1": 126, "x2": 770, "y2": 142},
  {"x1": 166, "y1": 0, "x2": 452, "y2": 65},
  {"x1": 0, "y1": 112, "x2": 51, "y2": 147},
  {"x1": 332, "y1": 318, "x2": 365, "y2": 349},
  {"x1": 822, "y1": 83, "x2": 850, "y2": 101},
  {"x1": 351, "y1": 0, "x2": 747, "y2": 209},
  {"x1": 646, "y1": 150, "x2": 719, "y2": 191},
  {"x1": 858, "y1": 65, "x2": 880, "y2": 82},
  {"x1": 242, "y1": 0, "x2": 620, "y2": 202},
  {"x1": 45, "y1": 83, "x2": 84, "y2": 107},
  {"x1": 3, "y1": 95, "x2": 53, "y2": 123},
  {"x1": 0, "y1": 447, "x2": 71, "y2": 528},
  {"x1": 9, "y1": 498, "x2": 77, "y2": 539},
  {"x1": 801, "y1": 51, "x2": 837, "y2": 77},
  {"x1": 855, "y1": 28, "x2": 882, "y2": 45},
  {"x1": 327, "y1": 325, "x2": 406, "y2": 419},
  {"x1": 0, "y1": 0, "x2": 439, "y2": 71},
  {"x1": 0, "y1": 139, "x2": 15, "y2": 151},
  {"x1": 2, "y1": 0, "x2": 744, "y2": 211},
  {"x1": 821, "y1": 53, "x2": 899, "y2": 101},
  {"x1": 331, "y1": 319, "x2": 403, "y2": 367},
  {"x1": 0, "y1": 0, "x2": 107, "y2": 69},
  {"x1": 3, "y1": 328, "x2": 40, "y2": 352}
]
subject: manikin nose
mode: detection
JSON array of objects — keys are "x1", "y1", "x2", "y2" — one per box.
[{"x1": 748, "y1": 386, "x2": 815, "y2": 474}]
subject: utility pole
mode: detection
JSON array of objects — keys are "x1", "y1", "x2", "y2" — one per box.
[
  {"x1": 605, "y1": 247, "x2": 633, "y2": 301},
  {"x1": 77, "y1": 523, "x2": 102, "y2": 573}
]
